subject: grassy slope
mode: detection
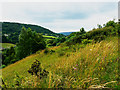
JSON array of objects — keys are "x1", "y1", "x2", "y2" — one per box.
[
  {"x1": 43, "y1": 35, "x2": 57, "y2": 47},
  {"x1": 43, "y1": 35, "x2": 56, "y2": 42},
  {"x1": 1, "y1": 43, "x2": 15, "y2": 49},
  {"x1": 0, "y1": 43, "x2": 15, "y2": 53},
  {"x1": 2, "y1": 36, "x2": 118, "y2": 88},
  {"x1": 43, "y1": 35, "x2": 56, "y2": 39}
]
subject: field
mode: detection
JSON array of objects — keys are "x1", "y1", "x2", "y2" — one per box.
[
  {"x1": 43, "y1": 35, "x2": 57, "y2": 47},
  {"x1": 2, "y1": 36, "x2": 119, "y2": 88},
  {"x1": 43, "y1": 35, "x2": 56, "y2": 39},
  {"x1": 0, "y1": 43, "x2": 15, "y2": 53},
  {"x1": 1, "y1": 43, "x2": 15, "y2": 49}
]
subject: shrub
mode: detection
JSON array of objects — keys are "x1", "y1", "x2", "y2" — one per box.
[
  {"x1": 28, "y1": 59, "x2": 49, "y2": 79},
  {"x1": 44, "y1": 49, "x2": 55, "y2": 54},
  {"x1": 58, "y1": 51, "x2": 65, "y2": 57},
  {"x1": 44, "y1": 49, "x2": 49, "y2": 54},
  {"x1": 2, "y1": 65, "x2": 6, "y2": 68},
  {"x1": 14, "y1": 72, "x2": 24, "y2": 87},
  {"x1": 93, "y1": 35, "x2": 105, "y2": 42},
  {"x1": 50, "y1": 50, "x2": 55, "y2": 54},
  {"x1": 56, "y1": 42, "x2": 61, "y2": 46},
  {"x1": 2, "y1": 78, "x2": 7, "y2": 88},
  {"x1": 82, "y1": 39, "x2": 92, "y2": 44}
]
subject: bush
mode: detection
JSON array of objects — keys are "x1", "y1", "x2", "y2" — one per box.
[
  {"x1": 2, "y1": 47, "x2": 17, "y2": 66},
  {"x1": 2, "y1": 78, "x2": 7, "y2": 88},
  {"x1": 2, "y1": 65, "x2": 6, "y2": 68},
  {"x1": 56, "y1": 42, "x2": 61, "y2": 46},
  {"x1": 58, "y1": 51, "x2": 65, "y2": 57},
  {"x1": 50, "y1": 50, "x2": 55, "y2": 54},
  {"x1": 82, "y1": 39, "x2": 92, "y2": 44},
  {"x1": 14, "y1": 72, "x2": 24, "y2": 87},
  {"x1": 28, "y1": 59, "x2": 49, "y2": 79},
  {"x1": 44, "y1": 49, "x2": 49, "y2": 54},
  {"x1": 93, "y1": 35, "x2": 106, "y2": 42}
]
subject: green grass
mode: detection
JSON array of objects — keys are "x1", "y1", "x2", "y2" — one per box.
[
  {"x1": 43, "y1": 35, "x2": 57, "y2": 47},
  {"x1": 43, "y1": 35, "x2": 56, "y2": 39},
  {"x1": 1, "y1": 43, "x2": 15, "y2": 49},
  {"x1": 2, "y1": 36, "x2": 119, "y2": 88}
]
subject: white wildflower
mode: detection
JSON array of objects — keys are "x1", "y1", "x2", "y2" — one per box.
[{"x1": 90, "y1": 49, "x2": 92, "y2": 51}]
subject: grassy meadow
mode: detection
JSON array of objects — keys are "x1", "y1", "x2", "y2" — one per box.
[
  {"x1": 0, "y1": 43, "x2": 15, "y2": 53},
  {"x1": 1, "y1": 43, "x2": 15, "y2": 49},
  {"x1": 43, "y1": 35, "x2": 56, "y2": 39},
  {"x1": 2, "y1": 36, "x2": 119, "y2": 88}
]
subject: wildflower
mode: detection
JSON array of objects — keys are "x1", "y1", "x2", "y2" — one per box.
[
  {"x1": 90, "y1": 49, "x2": 92, "y2": 51},
  {"x1": 74, "y1": 68, "x2": 77, "y2": 70},
  {"x1": 73, "y1": 67, "x2": 77, "y2": 70},
  {"x1": 76, "y1": 64, "x2": 78, "y2": 66},
  {"x1": 103, "y1": 57, "x2": 104, "y2": 60}
]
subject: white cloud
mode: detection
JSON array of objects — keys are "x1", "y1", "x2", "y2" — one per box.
[
  {"x1": 0, "y1": 0, "x2": 119, "y2": 2},
  {"x1": 1, "y1": 2, "x2": 118, "y2": 33},
  {"x1": 40, "y1": 8, "x2": 117, "y2": 33}
]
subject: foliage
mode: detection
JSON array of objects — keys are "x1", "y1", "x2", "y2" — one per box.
[
  {"x1": 2, "y1": 35, "x2": 11, "y2": 43},
  {"x1": 49, "y1": 50, "x2": 55, "y2": 54},
  {"x1": 2, "y1": 36, "x2": 119, "y2": 89},
  {"x1": 48, "y1": 37, "x2": 66, "y2": 46},
  {"x1": 93, "y1": 35, "x2": 106, "y2": 42},
  {"x1": 65, "y1": 20, "x2": 118, "y2": 46},
  {"x1": 82, "y1": 39, "x2": 93, "y2": 44},
  {"x1": 14, "y1": 72, "x2": 24, "y2": 88},
  {"x1": 97, "y1": 24, "x2": 102, "y2": 29},
  {"x1": 58, "y1": 51, "x2": 65, "y2": 57},
  {"x1": 2, "y1": 46, "x2": 17, "y2": 66},
  {"x1": 1, "y1": 65, "x2": 6, "y2": 68},
  {"x1": 2, "y1": 20, "x2": 119, "y2": 89},
  {"x1": 28, "y1": 59, "x2": 49, "y2": 79},
  {"x1": 16, "y1": 27, "x2": 46, "y2": 59},
  {"x1": 44, "y1": 49, "x2": 49, "y2": 54},
  {"x1": 105, "y1": 20, "x2": 117, "y2": 27},
  {"x1": 2, "y1": 78, "x2": 7, "y2": 88},
  {"x1": 44, "y1": 49, "x2": 55, "y2": 54},
  {"x1": 2, "y1": 22, "x2": 64, "y2": 44},
  {"x1": 1, "y1": 43, "x2": 15, "y2": 49},
  {"x1": 80, "y1": 27, "x2": 86, "y2": 34}
]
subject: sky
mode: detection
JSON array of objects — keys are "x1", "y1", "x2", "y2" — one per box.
[{"x1": 0, "y1": 0, "x2": 118, "y2": 33}]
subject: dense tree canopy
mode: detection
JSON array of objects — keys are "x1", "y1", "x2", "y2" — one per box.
[
  {"x1": 16, "y1": 27, "x2": 46, "y2": 59},
  {"x1": 2, "y1": 22, "x2": 64, "y2": 44},
  {"x1": 2, "y1": 46, "x2": 16, "y2": 66},
  {"x1": 80, "y1": 27, "x2": 86, "y2": 34}
]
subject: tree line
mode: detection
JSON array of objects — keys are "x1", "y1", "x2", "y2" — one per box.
[{"x1": 2, "y1": 27, "x2": 46, "y2": 68}]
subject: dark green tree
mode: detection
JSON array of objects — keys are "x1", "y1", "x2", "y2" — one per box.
[
  {"x1": 80, "y1": 27, "x2": 86, "y2": 34},
  {"x1": 2, "y1": 35, "x2": 11, "y2": 43},
  {"x1": 97, "y1": 24, "x2": 102, "y2": 29},
  {"x1": 2, "y1": 46, "x2": 16, "y2": 66},
  {"x1": 105, "y1": 20, "x2": 116, "y2": 27},
  {"x1": 16, "y1": 27, "x2": 46, "y2": 59}
]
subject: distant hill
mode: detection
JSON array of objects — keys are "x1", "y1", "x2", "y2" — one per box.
[
  {"x1": 2, "y1": 22, "x2": 64, "y2": 43},
  {"x1": 59, "y1": 32, "x2": 74, "y2": 36}
]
